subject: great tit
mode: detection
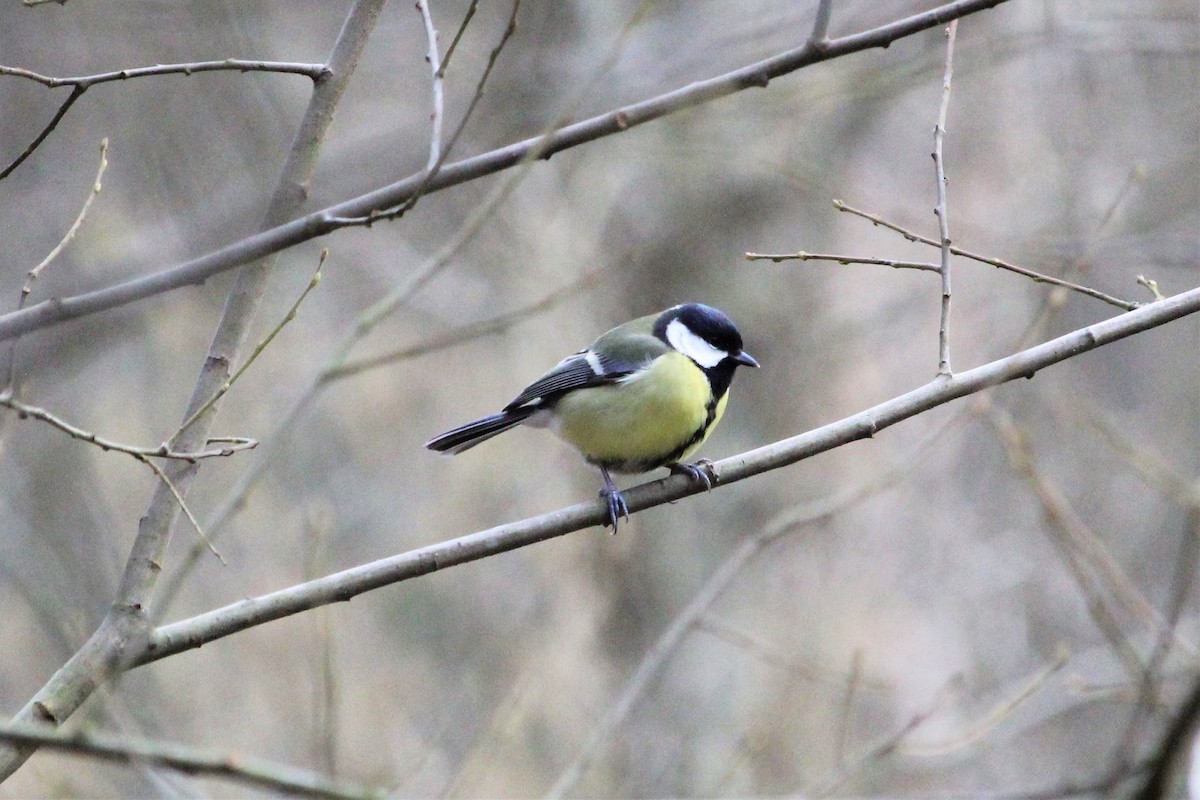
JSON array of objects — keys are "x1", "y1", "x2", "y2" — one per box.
[{"x1": 426, "y1": 303, "x2": 759, "y2": 531}]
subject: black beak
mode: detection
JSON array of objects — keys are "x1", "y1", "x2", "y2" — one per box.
[{"x1": 733, "y1": 350, "x2": 760, "y2": 368}]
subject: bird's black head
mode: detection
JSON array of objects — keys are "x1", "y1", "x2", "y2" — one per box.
[{"x1": 653, "y1": 303, "x2": 759, "y2": 397}]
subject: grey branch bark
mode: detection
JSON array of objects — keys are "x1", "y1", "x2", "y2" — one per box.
[
  {"x1": 135, "y1": 286, "x2": 1200, "y2": 665},
  {"x1": 0, "y1": 0, "x2": 1011, "y2": 344},
  {"x1": 0, "y1": 0, "x2": 387, "y2": 782}
]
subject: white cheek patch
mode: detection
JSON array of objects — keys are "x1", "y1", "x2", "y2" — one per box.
[{"x1": 666, "y1": 318, "x2": 728, "y2": 369}]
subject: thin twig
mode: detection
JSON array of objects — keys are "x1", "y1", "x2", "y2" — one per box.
[
  {"x1": 415, "y1": 0, "x2": 445, "y2": 172},
  {"x1": 338, "y1": 0, "x2": 521, "y2": 226},
  {"x1": 0, "y1": 61, "x2": 328, "y2": 181},
  {"x1": 898, "y1": 646, "x2": 1070, "y2": 756},
  {"x1": 5, "y1": 138, "x2": 108, "y2": 390},
  {"x1": 136, "y1": 456, "x2": 225, "y2": 565},
  {"x1": 833, "y1": 200, "x2": 1141, "y2": 311},
  {"x1": 746, "y1": 250, "x2": 940, "y2": 272},
  {"x1": 0, "y1": 392, "x2": 256, "y2": 461},
  {"x1": 0, "y1": 86, "x2": 84, "y2": 181},
  {"x1": 0, "y1": 723, "x2": 380, "y2": 800},
  {"x1": 932, "y1": 19, "x2": 957, "y2": 376},
  {"x1": 0, "y1": 60, "x2": 329, "y2": 88},
  {"x1": 439, "y1": 0, "x2": 478, "y2": 75},
  {"x1": 177, "y1": 251, "x2": 326, "y2": 436},
  {"x1": 321, "y1": 265, "x2": 604, "y2": 382}
]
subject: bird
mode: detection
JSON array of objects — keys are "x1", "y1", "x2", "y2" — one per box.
[{"x1": 425, "y1": 303, "x2": 759, "y2": 532}]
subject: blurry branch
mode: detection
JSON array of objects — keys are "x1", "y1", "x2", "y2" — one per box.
[
  {"x1": 177, "y1": 251, "x2": 326, "y2": 437},
  {"x1": 0, "y1": 723, "x2": 383, "y2": 800},
  {"x1": 1012, "y1": 164, "x2": 1145, "y2": 349},
  {"x1": 0, "y1": 62, "x2": 328, "y2": 181},
  {"x1": 745, "y1": 251, "x2": 940, "y2": 273},
  {"x1": 303, "y1": 507, "x2": 340, "y2": 779},
  {"x1": 321, "y1": 266, "x2": 603, "y2": 382},
  {"x1": 439, "y1": 0, "x2": 477, "y2": 74},
  {"x1": 156, "y1": 244, "x2": 604, "y2": 615},
  {"x1": 135, "y1": 456, "x2": 224, "y2": 565},
  {"x1": 1118, "y1": 505, "x2": 1200, "y2": 780},
  {"x1": 898, "y1": 646, "x2": 1070, "y2": 756},
  {"x1": 0, "y1": 0, "x2": 387, "y2": 782},
  {"x1": 933, "y1": 19, "x2": 957, "y2": 376},
  {"x1": 1132, "y1": 667, "x2": 1200, "y2": 800},
  {"x1": 809, "y1": 688, "x2": 949, "y2": 796},
  {"x1": 834, "y1": 200, "x2": 1142, "y2": 311},
  {"x1": 415, "y1": 0, "x2": 445, "y2": 171},
  {"x1": 1083, "y1": 404, "x2": 1200, "y2": 508},
  {"x1": 547, "y1": 421, "x2": 950, "y2": 799},
  {"x1": 134, "y1": 285, "x2": 1200, "y2": 668},
  {"x1": 0, "y1": 392, "x2": 255, "y2": 461},
  {"x1": 0, "y1": 0, "x2": 1013, "y2": 343},
  {"x1": 695, "y1": 617, "x2": 890, "y2": 690},
  {"x1": 808, "y1": 0, "x2": 834, "y2": 45},
  {"x1": 4, "y1": 138, "x2": 108, "y2": 390},
  {"x1": 980, "y1": 399, "x2": 1198, "y2": 663}
]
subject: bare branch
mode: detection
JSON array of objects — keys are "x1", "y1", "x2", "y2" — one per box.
[
  {"x1": 136, "y1": 455, "x2": 225, "y2": 565},
  {"x1": 809, "y1": 0, "x2": 834, "y2": 45},
  {"x1": 746, "y1": 250, "x2": 940, "y2": 272},
  {"x1": 0, "y1": 724, "x2": 380, "y2": 800},
  {"x1": 5, "y1": 138, "x2": 108, "y2": 389},
  {"x1": 0, "y1": 60, "x2": 329, "y2": 88},
  {"x1": 138, "y1": 285, "x2": 1200, "y2": 666},
  {"x1": 0, "y1": 86, "x2": 84, "y2": 181},
  {"x1": 0, "y1": 0, "x2": 387, "y2": 781},
  {"x1": 834, "y1": 200, "x2": 1141, "y2": 310},
  {"x1": 0, "y1": 0, "x2": 1015, "y2": 343},
  {"x1": 0, "y1": 392, "x2": 256, "y2": 461},
  {"x1": 415, "y1": 0, "x2": 445, "y2": 171},
  {"x1": 439, "y1": 0, "x2": 478, "y2": 75},
  {"x1": 933, "y1": 19, "x2": 958, "y2": 376},
  {"x1": 177, "y1": 251, "x2": 326, "y2": 437}
]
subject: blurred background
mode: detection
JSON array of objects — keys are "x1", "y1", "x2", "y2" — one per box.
[{"x1": 1, "y1": 0, "x2": 1198, "y2": 796}]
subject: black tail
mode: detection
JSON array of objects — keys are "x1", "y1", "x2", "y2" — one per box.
[{"x1": 425, "y1": 407, "x2": 537, "y2": 455}]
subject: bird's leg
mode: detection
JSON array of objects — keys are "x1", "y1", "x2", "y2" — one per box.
[
  {"x1": 669, "y1": 458, "x2": 717, "y2": 491},
  {"x1": 598, "y1": 466, "x2": 629, "y2": 533}
]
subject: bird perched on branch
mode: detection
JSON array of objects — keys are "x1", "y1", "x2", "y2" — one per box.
[{"x1": 426, "y1": 303, "x2": 759, "y2": 532}]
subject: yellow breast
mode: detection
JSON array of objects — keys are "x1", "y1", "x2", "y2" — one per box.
[{"x1": 552, "y1": 352, "x2": 728, "y2": 472}]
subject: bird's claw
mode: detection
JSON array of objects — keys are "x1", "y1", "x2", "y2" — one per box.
[
  {"x1": 599, "y1": 486, "x2": 630, "y2": 534},
  {"x1": 669, "y1": 458, "x2": 718, "y2": 491}
]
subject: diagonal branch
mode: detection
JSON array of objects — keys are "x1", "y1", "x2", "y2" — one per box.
[
  {"x1": 0, "y1": 0, "x2": 1014, "y2": 344},
  {"x1": 136, "y1": 285, "x2": 1200, "y2": 667}
]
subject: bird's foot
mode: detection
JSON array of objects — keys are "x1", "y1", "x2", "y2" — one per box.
[
  {"x1": 669, "y1": 458, "x2": 718, "y2": 491},
  {"x1": 599, "y1": 486, "x2": 630, "y2": 534}
]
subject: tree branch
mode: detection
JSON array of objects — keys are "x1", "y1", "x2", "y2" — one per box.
[
  {"x1": 0, "y1": 0, "x2": 1013, "y2": 344},
  {"x1": 0, "y1": 0, "x2": 387, "y2": 782},
  {"x1": 0, "y1": 723, "x2": 379, "y2": 800},
  {"x1": 137, "y1": 285, "x2": 1200, "y2": 666}
]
